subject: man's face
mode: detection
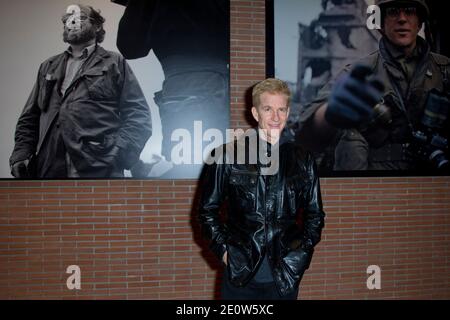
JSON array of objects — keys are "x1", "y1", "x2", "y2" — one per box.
[
  {"x1": 62, "y1": 7, "x2": 97, "y2": 45},
  {"x1": 251, "y1": 92, "x2": 289, "y2": 144},
  {"x1": 382, "y1": 5, "x2": 421, "y2": 49}
]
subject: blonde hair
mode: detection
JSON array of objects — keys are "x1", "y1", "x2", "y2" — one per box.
[{"x1": 252, "y1": 78, "x2": 291, "y2": 107}]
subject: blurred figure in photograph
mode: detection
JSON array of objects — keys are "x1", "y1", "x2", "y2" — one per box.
[{"x1": 112, "y1": 0, "x2": 230, "y2": 178}]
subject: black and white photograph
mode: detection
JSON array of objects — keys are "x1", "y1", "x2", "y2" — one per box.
[{"x1": 1, "y1": 0, "x2": 230, "y2": 179}]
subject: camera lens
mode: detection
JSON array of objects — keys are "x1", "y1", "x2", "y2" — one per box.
[{"x1": 429, "y1": 150, "x2": 449, "y2": 169}]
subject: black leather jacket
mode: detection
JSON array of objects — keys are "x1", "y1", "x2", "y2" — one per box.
[{"x1": 199, "y1": 131, "x2": 325, "y2": 296}]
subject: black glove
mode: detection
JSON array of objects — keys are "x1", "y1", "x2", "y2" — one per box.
[
  {"x1": 325, "y1": 64, "x2": 384, "y2": 129},
  {"x1": 11, "y1": 159, "x2": 31, "y2": 178},
  {"x1": 130, "y1": 159, "x2": 152, "y2": 178}
]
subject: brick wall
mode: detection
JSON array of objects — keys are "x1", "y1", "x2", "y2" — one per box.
[{"x1": 1, "y1": 0, "x2": 449, "y2": 300}]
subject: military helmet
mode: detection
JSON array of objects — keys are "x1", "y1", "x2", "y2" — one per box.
[{"x1": 376, "y1": 0, "x2": 430, "y2": 21}]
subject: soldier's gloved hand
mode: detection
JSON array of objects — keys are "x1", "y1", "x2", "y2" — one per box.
[
  {"x1": 325, "y1": 64, "x2": 384, "y2": 129},
  {"x1": 11, "y1": 159, "x2": 30, "y2": 178}
]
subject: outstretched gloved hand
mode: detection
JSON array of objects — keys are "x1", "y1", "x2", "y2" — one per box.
[{"x1": 325, "y1": 64, "x2": 384, "y2": 129}]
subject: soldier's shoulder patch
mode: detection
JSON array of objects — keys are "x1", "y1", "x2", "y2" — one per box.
[
  {"x1": 356, "y1": 51, "x2": 380, "y2": 70},
  {"x1": 431, "y1": 53, "x2": 450, "y2": 66}
]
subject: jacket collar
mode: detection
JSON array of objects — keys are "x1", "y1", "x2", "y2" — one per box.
[
  {"x1": 255, "y1": 128, "x2": 293, "y2": 149},
  {"x1": 380, "y1": 36, "x2": 430, "y2": 68},
  {"x1": 46, "y1": 45, "x2": 110, "y2": 77}
]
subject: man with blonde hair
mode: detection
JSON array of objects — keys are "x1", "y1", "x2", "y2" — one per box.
[{"x1": 199, "y1": 78, "x2": 325, "y2": 300}]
